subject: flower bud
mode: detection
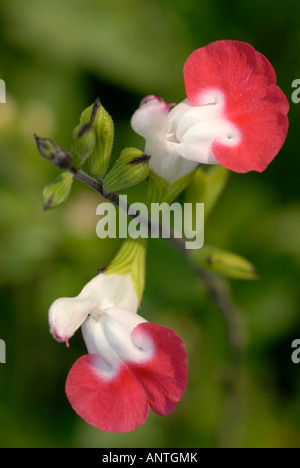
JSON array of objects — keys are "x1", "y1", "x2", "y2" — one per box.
[
  {"x1": 191, "y1": 245, "x2": 258, "y2": 280},
  {"x1": 80, "y1": 98, "x2": 114, "y2": 178},
  {"x1": 42, "y1": 171, "x2": 74, "y2": 211},
  {"x1": 103, "y1": 147, "x2": 150, "y2": 192},
  {"x1": 35, "y1": 135, "x2": 73, "y2": 169}
]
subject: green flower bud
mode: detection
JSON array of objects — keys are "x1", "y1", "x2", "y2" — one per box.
[
  {"x1": 43, "y1": 172, "x2": 74, "y2": 211},
  {"x1": 103, "y1": 147, "x2": 150, "y2": 192},
  {"x1": 71, "y1": 121, "x2": 96, "y2": 167},
  {"x1": 80, "y1": 98, "x2": 114, "y2": 178},
  {"x1": 35, "y1": 135, "x2": 73, "y2": 169},
  {"x1": 190, "y1": 245, "x2": 258, "y2": 281}
]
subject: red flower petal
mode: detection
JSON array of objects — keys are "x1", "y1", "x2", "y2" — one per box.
[
  {"x1": 183, "y1": 40, "x2": 289, "y2": 172},
  {"x1": 65, "y1": 354, "x2": 149, "y2": 433},
  {"x1": 129, "y1": 323, "x2": 188, "y2": 416},
  {"x1": 65, "y1": 323, "x2": 188, "y2": 432}
]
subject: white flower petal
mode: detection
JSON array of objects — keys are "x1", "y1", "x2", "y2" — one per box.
[
  {"x1": 48, "y1": 272, "x2": 139, "y2": 345},
  {"x1": 104, "y1": 307, "x2": 153, "y2": 363},
  {"x1": 131, "y1": 95, "x2": 169, "y2": 144},
  {"x1": 81, "y1": 315, "x2": 121, "y2": 378},
  {"x1": 82, "y1": 307, "x2": 153, "y2": 367},
  {"x1": 174, "y1": 118, "x2": 241, "y2": 164},
  {"x1": 145, "y1": 140, "x2": 198, "y2": 183},
  {"x1": 131, "y1": 96, "x2": 198, "y2": 183},
  {"x1": 168, "y1": 97, "x2": 226, "y2": 141},
  {"x1": 49, "y1": 296, "x2": 97, "y2": 345},
  {"x1": 78, "y1": 272, "x2": 139, "y2": 313}
]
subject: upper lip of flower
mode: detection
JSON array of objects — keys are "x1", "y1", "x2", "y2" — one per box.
[
  {"x1": 131, "y1": 95, "x2": 199, "y2": 183},
  {"x1": 48, "y1": 271, "x2": 139, "y2": 345}
]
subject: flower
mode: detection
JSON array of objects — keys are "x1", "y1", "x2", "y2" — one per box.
[
  {"x1": 131, "y1": 95, "x2": 198, "y2": 183},
  {"x1": 49, "y1": 271, "x2": 188, "y2": 433},
  {"x1": 131, "y1": 40, "x2": 289, "y2": 178}
]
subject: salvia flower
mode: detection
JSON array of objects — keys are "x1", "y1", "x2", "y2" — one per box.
[
  {"x1": 131, "y1": 40, "x2": 289, "y2": 179},
  {"x1": 49, "y1": 271, "x2": 188, "y2": 432}
]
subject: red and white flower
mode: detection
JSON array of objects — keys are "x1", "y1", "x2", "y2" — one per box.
[
  {"x1": 131, "y1": 40, "x2": 289, "y2": 180},
  {"x1": 49, "y1": 272, "x2": 188, "y2": 432}
]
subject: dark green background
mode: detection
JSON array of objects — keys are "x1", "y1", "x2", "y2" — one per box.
[{"x1": 0, "y1": 0, "x2": 300, "y2": 448}]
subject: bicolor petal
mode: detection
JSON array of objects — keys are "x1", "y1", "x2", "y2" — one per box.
[
  {"x1": 65, "y1": 311, "x2": 188, "y2": 432},
  {"x1": 183, "y1": 40, "x2": 289, "y2": 172}
]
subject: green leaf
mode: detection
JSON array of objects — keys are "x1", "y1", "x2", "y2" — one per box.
[
  {"x1": 103, "y1": 147, "x2": 150, "y2": 192},
  {"x1": 42, "y1": 172, "x2": 74, "y2": 211},
  {"x1": 80, "y1": 98, "x2": 114, "y2": 178},
  {"x1": 190, "y1": 244, "x2": 258, "y2": 280}
]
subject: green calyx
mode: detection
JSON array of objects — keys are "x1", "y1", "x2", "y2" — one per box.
[
  {"x1": 145, "y1": 169, "x2": 196, "y2": 206},
  {"x1": 106, "y1": 238, "x2": 147, "y2": 302},
  {"x1": 103, "y1": 147, "x2": 150, "y2": 192},
  {"x1": 80, "y1": 98, "x2": 114, "y2": 178},
  {"x1": 71, "y1": 121, "x2": 96, "y2": 168},
  {"x1": 185, "y1": 166, "x2": 229, "y2": 220}
]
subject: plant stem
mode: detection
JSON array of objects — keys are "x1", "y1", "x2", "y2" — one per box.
[{"x1": 71, "y1": 167, "x2": 186, "y2": 251}]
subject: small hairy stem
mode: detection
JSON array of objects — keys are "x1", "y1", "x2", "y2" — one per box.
[
  {"x1": 71, "y1": 167, "x2": 186, "y2": 251},
  {"x1": 198, "y1": 268, "x2": 246, "y2": 447}
]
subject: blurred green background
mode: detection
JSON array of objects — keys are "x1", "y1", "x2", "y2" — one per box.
[{"x1": 0, "y1": 0, "x2": 300, "y2": 448}]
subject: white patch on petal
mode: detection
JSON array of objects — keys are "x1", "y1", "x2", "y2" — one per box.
[
  {"x1": 104, "y1": 307, "x2": 154, "y2": 364},
  {"x1": 169, "y1": 94, "x2": 241, "y2": 164},
  {"x1": 82, "y1": 309, "x2": 154, "y2": 378},
  {"x1": 82, "y1": 315, "x2": 121, "y2": 380},
  {"x1": 131, "y1": 90, "x2": 241, "y2": 180},
  {"x1": 195, "y1": 88, "x2": 225, "y2": 106}
]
